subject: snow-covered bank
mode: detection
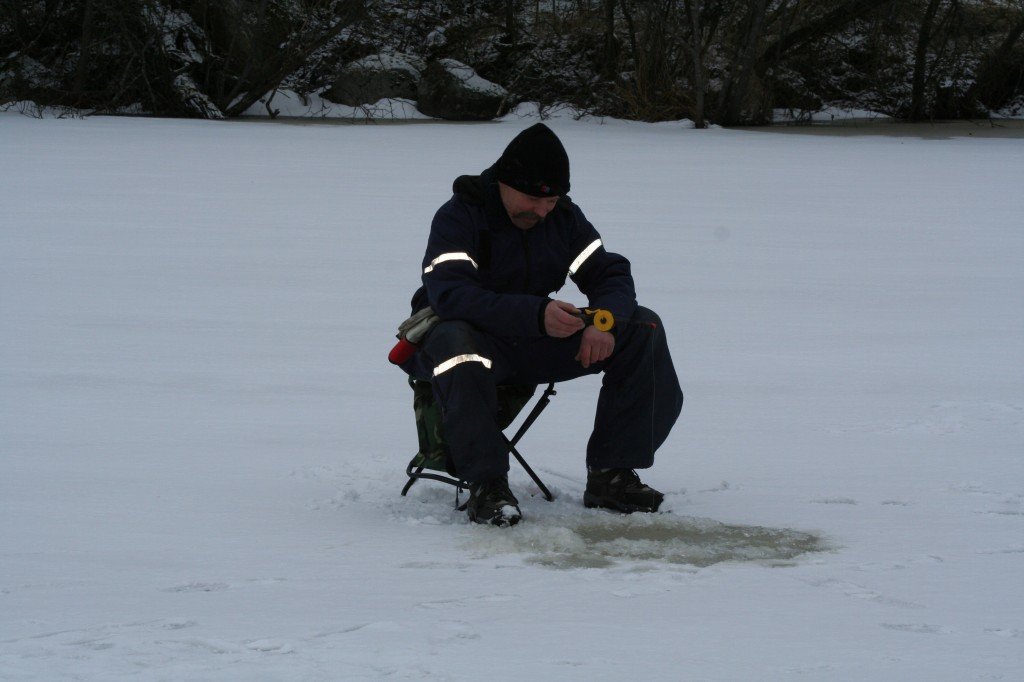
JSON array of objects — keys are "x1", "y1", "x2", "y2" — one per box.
[{"x1": 1, "y1": 114, "x2": 1022, "y2": 680}]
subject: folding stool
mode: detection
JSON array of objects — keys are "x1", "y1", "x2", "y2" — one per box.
[{"x1": 401, "y1": 378, "x2": 555, "y2": 503}]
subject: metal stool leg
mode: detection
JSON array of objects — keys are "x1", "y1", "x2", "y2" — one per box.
[
  {"x1": 401, "y1": 383, "x2": 557, "y2": 502},
  {"x1": 503, "y1": 383, "x2": 556, "y2": 501}
]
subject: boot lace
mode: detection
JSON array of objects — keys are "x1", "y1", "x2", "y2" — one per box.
[{"x1": 608, "y1": 468, "x2": 650, "y2": 491}]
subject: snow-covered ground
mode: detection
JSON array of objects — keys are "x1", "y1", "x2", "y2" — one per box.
[{"x1": 1, "y1": 113, "x2": 1022, "y2": 680}]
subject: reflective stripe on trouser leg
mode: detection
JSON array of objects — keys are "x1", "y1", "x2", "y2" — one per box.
[
  {"x1": 417, "y1": 321, "x2": 509, "y2": 483},
  {"x1": 433, "y1": 353, "x2": 493, "y2": 377}
]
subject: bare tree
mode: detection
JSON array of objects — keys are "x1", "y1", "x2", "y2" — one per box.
[
  {"x1": 909, "y1": 0, "x2": 943, "y2": 120},
  {"x1": 716, "y1": 0, "x2": 769, "y2": 125},
  {"x1": 970, "y1": 1, "x2": 1024, "y2": 114},
  {"x1": 3, "y1": 0, "x2": 1021, "y2": 123},
  {"x1": 683, "y1": 0, "x2": 706, "y2": 127},
  {"x1": 190, "y1": 0, "x2": 365, "y2": 117}
]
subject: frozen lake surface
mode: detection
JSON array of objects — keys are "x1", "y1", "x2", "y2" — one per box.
[{"x1": 2, "y1": 113, "x2": 1022, "y2": 680}]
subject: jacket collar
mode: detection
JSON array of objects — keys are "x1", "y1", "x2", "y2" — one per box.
[{"x1": 451, "y1": 165, "x2": 516, "y2": 231}]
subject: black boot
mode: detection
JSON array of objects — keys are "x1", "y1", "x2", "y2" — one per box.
[
  {"x1": 584, "y1": 469, "x2": 664, "y2": 513},
  {"x1": 466, "y1": 474, "x2": 522, "y2": 527}
]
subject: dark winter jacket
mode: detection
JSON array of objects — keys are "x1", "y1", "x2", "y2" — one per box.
[{"x1": 410, "y1": 166, "x2": 637, "y2": 338}]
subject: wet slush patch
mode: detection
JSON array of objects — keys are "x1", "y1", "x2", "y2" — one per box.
[{"x1": 469, "y1": 513, "x2": 828, "y2": 570}]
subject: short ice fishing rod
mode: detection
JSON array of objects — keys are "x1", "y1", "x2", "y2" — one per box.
[
  {"x1": 573, "y1": 308, "x2": 659, "y2": 332},
  {"x1": 572, "y1": 308, "x2": 615, "y2": 332}
]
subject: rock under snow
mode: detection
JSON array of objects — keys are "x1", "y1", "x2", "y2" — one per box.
[
  {"x1": 325, "y1": 53, "x2": 423, "y2": 106},
  {"x1": 416, "y1": 59, "x2": 509, "y2": 121}
]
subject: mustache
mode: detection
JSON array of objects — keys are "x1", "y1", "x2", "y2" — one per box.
[{"x1": 513, "y1": 211, "x2": 542, "y2": 222}]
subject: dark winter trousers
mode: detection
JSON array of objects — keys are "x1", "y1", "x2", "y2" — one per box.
[{"x1": 404, "y1": 306, "x2": 683, "y2": 483}]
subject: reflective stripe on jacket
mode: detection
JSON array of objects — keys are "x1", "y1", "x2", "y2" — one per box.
[{"x1": 410, "y1": 166, "x2": 637, "y2": 338}]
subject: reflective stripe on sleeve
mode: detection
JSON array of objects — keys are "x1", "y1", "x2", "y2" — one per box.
[
  {"x1": 433, "y1": 354, "x2": 493, "y2": 377},
  {"x1": 424, "y1": 252, "x2": 479, "y2": 274},
  {"x1": 567, "y1": 239, "x2": 603, "y2": 276}
]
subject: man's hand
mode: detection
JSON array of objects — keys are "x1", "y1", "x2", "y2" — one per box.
[
  {"x1": 576, "y1": 326, "x2": 615, "y2": 368},
  {"x1": 544, "y1": 300, "x2": 585, "y2": 338}
]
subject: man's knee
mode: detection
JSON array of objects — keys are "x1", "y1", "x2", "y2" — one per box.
[
  {"x1": 423, "y1": 320, "x2": 479, "y2": 355},
  {"x1": 630, "y1": 305, "x2": 663, "y2": 330},
  {"x1": 622, "y1": 306, "x2": 670, "y2": 349},
  {"x1": 422, "y1": 321, "x2": 495, "y2": 379}
]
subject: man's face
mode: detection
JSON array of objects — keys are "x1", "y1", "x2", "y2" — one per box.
[{"x1": 498, "y1": 182, "x2": 560, "y2": 230}]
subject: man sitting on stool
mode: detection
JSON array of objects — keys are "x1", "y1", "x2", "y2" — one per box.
[{"x1": 398, "y1": 123, "x2": 683, "y2": 526}]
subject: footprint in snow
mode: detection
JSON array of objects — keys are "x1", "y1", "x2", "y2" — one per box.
[
  {"x1": 984, "y1": 628, "x2": 1022, "y2": 638},
  {"x1": 246, "y1": 639, "x2": 295, "y2": 654},
  {"x1": 804, "y1": 578, "x2": 925, "y2": 610},
  {"x1": 416, "y1": 594, "x2": 519, "y2": 609},
  {"x1": 162, "y1": 578, "x2": 285, "y2": 593},
  {"x1": 881, "y1": 623, "x2": 952, "y2": 635},
  {"x1": 162, "y1": 582, "x2": 229, "y2": 593}
]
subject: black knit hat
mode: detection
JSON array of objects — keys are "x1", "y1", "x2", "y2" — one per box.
[{"x1": 494, "y1": 123, "x2": 570, "y2": 197}]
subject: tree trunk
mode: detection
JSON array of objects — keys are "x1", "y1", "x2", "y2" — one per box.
[
  {"x1": 506, "y1": 0, "x2": 517, "y2": 45},
  {"x1": 619, "y1": 0, "x2": 639, "y2": 63},
  {"x1": 72, "y1": 0, "x2": 96, "y2": 105},
  {"x1": 909, "y1": 0, "x2": 943, "y2": 121},
  {"x1": 970, "y1": 9, "x2": 1024, "y2": 111},
  {"x1": 683, "y1": 0, "x2": 705, "y2": 128},
  {"x1": 600, "y1": 0, "x2": 619, "y2": 80},
  {"x1": 717, "y1": 0, "x2": 768, "y2": 126}
]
